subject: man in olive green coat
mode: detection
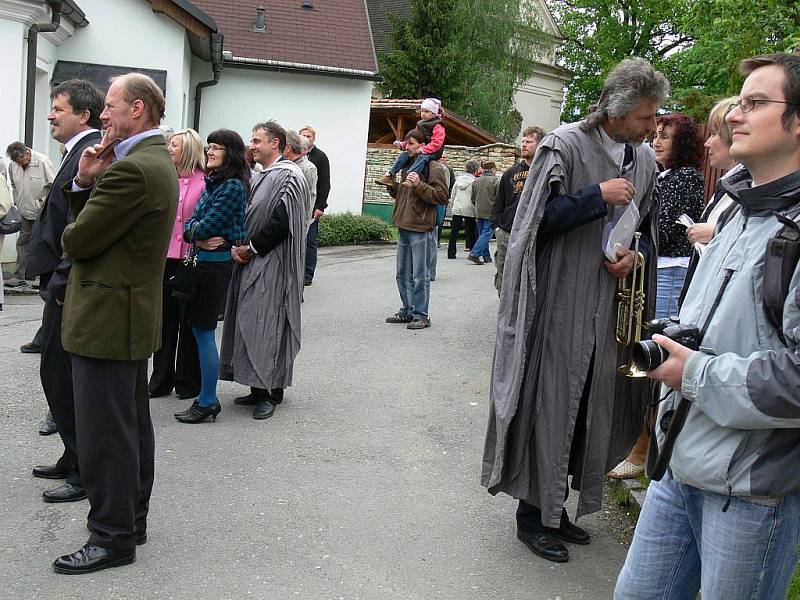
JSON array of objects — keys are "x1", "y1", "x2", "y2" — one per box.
[{"x1": 53, "y1": 73, "x2": 178, "y2": 575}]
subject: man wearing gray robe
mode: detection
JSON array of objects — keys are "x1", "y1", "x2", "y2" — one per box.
[
  {"x1": 221, "y1": 121, "x2": 309, "y2": 420},
  {"x1": 481, "y1": 58, "x2": 668, "y2": 563}
]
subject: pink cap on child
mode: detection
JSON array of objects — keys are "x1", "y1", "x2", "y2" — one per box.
[{"x1": 420, "y1": 98, "x2": 441, "y2": 115}]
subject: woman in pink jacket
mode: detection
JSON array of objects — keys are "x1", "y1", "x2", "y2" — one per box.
[{"x1": 148, "y1": 128, "x2": 206, "y2": 399}]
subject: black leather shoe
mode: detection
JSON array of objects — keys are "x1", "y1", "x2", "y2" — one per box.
[
  {"x1": 39, "y1": 413, "x2": 57, "y2": 436},
  {"x1": 43, "y1": 482, "x2": 87, "y2": 503},
  {"x1": 253, "y1": 399, "x2": 275, "y2": 420},
  {"x1": 176, "y1": 391, "x2": 199, "y2": 400},
  {"x1": 175, "y1": 401, "x2": 221, "y2": 424},
  {"x1": 549, "y1": 513, "x2": 590, "y2": 545},
  {"x1": 517, "y1": 530, "x2": 569, "y2": 563},
  {"x1": 234, "y1": 393, "x2": 261, "y2": 406},
  {"x1": 32, "y1": 464, "x2": 67, "y2": 479},
  {"x1": 147, "y1": 387, "x2": 171, "y2": 399},
  {"x1": 53, "y1": 544, "x2": 135, "y2": 575},
  {"x1": 20, "y1": 341, "x2": 42, "y2": 354}
]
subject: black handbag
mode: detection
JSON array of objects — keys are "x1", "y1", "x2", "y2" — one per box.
[
  {"x1": 170, "y1": 245, "x2": 198, "y2": 301},
  {"x1": 0, "y1": 204, "x2": 22, "y2": 235}
]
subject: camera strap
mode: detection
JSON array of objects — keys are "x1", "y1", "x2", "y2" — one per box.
[{"x1": 647, "y1": 269, "x2": 734, "y2": 481}]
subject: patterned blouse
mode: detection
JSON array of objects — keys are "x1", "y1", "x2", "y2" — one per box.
[
  {"x1": 656, "y1": 166, "x2": 704, "y2": 258},
  {"x1": 184, "y1": 175, "x2": 247, "y2": 245}
]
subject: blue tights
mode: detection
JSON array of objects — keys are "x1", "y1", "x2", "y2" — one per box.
[{"x1": 192, "y1": 326, "x2": 219, "y2": 407}]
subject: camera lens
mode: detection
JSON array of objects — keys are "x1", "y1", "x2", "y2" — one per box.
[{"x1": 632, "y1": 340, "x2": 667, "y2": 371}]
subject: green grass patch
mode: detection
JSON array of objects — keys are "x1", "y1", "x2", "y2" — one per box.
[
  {"x1": 610, "y1": 479, "x2": 641, "y2": 521},
  {"x1": 318, "y1": 212, "x2": 393, "y2": 247},
  {"x1": 788, "y1": 557, "x2": 800, "y2": 599}
]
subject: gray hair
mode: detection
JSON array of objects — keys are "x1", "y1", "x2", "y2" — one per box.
[
  {"x1": 465, "y1": 160, "x2": 480, "y2": 174},
  {"x1": 581, "y1": 58, "x2": 670, "y2": 131},
  {"x1": 6, "y1": 141, "x2": 27, "y2": 161},
  {"x1": 285, "y1": 129, "x2": 304, "y2": 155}
]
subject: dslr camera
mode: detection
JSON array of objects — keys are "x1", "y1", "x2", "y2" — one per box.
[{"x1": 632, "y1": 318, "x2": 701, "y2": 371}]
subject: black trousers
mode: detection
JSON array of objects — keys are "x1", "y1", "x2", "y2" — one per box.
[
  {"x1": 251, "y1": 387, "x2": 284, "y2": 404},
  {"x1": 71, "y1": 355, "x2": 153, "y2": 550},
  {"x1": 39, "y1": 295, "x2": 80, "y2": 486},
  {"x1": 447, "y1": 215, "x2": 477, "y2": 258},
  {"x1": 149, "y1": 259, "x2": 201, "y2": 396},
  {"x1": 516, "y1": 351, "x2": 594, "y2": 533}
]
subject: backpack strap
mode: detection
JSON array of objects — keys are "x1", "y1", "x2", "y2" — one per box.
[{"x1": 762, "y1": 206, "x2": 800, "y2": 342}]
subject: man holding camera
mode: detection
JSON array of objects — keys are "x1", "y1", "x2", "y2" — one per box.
[
  {"x1": 482, "y1": 58, "x2": 667, "y2": 563},
  {"x1": 615, "y1": 52, "x2": 800, "y2": 599}
]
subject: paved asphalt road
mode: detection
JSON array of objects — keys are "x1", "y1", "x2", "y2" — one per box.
[{"x1": 0, "y1": 244, "x2": 629, "y2": 599}]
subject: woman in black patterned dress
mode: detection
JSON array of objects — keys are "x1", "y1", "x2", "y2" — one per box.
[
  {"x1": 651, "y1": 113, "x2": 705, "y2": 319},
  {"x1": 608, "y1": 113, "x2": 704, "y2": 480}
]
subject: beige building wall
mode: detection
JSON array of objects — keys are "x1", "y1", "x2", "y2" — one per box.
[{"x1": 514, "y1": 63, "x2": 570, "y2": 138}]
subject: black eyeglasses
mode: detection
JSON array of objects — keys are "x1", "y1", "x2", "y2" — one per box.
[{"x1": 733, "y1": 96, "x2": 800, "y2": 113}]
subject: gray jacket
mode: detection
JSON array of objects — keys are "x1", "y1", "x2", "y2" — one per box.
[
  {"x1": 661, "y1": 171, "x2": 800, "y2": 500},
  {"x1": 472, "y1": 173, "x2": 500, "y2": 219}
]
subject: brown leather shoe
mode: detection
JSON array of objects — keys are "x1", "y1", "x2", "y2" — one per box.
[{"x1": 374, "y1": 174, "x2": 395, "y2": 187}]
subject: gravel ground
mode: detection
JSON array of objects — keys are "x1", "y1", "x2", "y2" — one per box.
[{"x1": 0, "y1": 244, "x2": 631, "y2": 599}]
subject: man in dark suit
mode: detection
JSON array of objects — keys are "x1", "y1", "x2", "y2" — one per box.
[
  {"x1": 299, "y1": 125, "x2": 330, "y2": 286},
  {"x1": 52, "y1": 73, "x2": 178, "y2": 575},
  {"x1": 26, "y1": 80, "x2": 104, "y2": 505}
]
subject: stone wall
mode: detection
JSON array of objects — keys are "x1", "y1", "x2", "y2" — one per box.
[{"x1": 364, "y1": 143, "x2": 519, "y2": 207}]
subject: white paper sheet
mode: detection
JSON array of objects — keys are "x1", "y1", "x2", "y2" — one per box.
[{"x1": 603, "y1": 201, "x2": 640, "y2": 262}]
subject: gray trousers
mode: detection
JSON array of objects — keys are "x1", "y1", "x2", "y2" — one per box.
[
  {"x1": 14, "y1": 217, "x2": 35, "y2": 280},
  {"x1": 494, "y1": 227, "x2": 510, "y2": 294}
]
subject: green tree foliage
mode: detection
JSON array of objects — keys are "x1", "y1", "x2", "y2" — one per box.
[
  {"x1": 546, "y1": 0, "x2": 690, "y2": 123},
  {"x1": 670, "y1": 0, "x2": 800, "y2": 119},
  {"x1": 548, "y1": 0, "x2": 800, "y2": 123},
  {"x1": 378, "y1": 0, "x2": 550, "y2": 140}
]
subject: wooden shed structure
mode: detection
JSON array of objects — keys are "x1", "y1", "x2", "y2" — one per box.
[{"x1": 368, "y1": 99, "x2": 502, "y2": 147}]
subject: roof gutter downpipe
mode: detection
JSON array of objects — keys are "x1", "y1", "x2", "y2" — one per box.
[
  {"x1": 25, "y1": 0, "x2": 63, "y2": 147},
  {"x1": 193, "y1": 32, "x2": 224, "y2": 132}
]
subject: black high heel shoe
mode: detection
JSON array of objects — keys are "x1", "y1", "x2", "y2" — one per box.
[
  {"x1": 175, "y1": 401, "x2": 221, "y2": 424},
  {"x1": 174, "y1": 401, "x2": 198, "y2": 418}
]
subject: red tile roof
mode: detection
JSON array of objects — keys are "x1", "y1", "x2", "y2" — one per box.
[{"x1": 190, "y1": 0, "x2": 379, "y2": 74}]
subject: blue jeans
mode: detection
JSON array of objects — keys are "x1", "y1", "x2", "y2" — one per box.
[
  {"x1": 396, "y1": 228, "x2": 431, "y2": 320},
  {"x1": 655, "y1": 265, "x2": 687, "y2": 319},
  {"x1": 389, "y1": 151, "x2": 434, "y2": 176},
  {"x1": 305, "y1": 218, "x2": 319, "y2": 283},
  {"x1": 470, "y1": 218, "x2": 493, "y2": 260},
  {"x1": 428, "y1": 228, "x2": 438, "y2": 280},
  {"x1": 614, "y1": 474, "x2": 800, "y2": 599}
]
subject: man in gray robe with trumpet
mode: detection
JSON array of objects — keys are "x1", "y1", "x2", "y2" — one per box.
[{"x1": 481, "y1": 58, "x2": 667, "y2": 563}]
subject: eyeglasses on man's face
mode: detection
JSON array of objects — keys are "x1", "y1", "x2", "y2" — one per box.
[{"x1": 732, "y1": 96, "x2": 800, "y2": 113}]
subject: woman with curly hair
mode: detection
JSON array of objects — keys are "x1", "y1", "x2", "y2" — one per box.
[
  {"x1": 608, "y1": 113, "x2": 704, "y2": 480},
  {"x1": 651, "y1": 113, "x2": 705, "y2": 318}
]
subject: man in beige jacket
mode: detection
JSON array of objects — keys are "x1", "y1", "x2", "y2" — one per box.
[{"x1": 5, "y1": 142, "x2": 55, "y2": 286}]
